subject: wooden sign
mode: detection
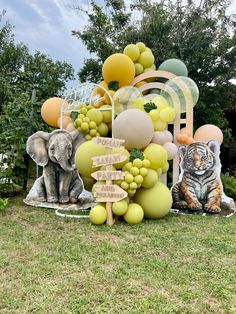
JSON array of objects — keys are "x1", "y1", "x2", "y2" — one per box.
[
  {"x1": 92, "y1": 137, "x2": 125, "y2": 149},
  {"x1": 92, "y1": 154, "x2": 128, "y2": 167},
  {"x1": 91, "y1": 170, "x2": 124, "y2": 181},
  {"x1": 94, "y1": 184, "x2": 127, "y2": 203}
]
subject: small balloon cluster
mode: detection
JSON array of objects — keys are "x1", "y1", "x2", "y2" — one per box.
[
  {"x1": 123, "y1": 42, "x2": 156, "y2": 76},
  {"x1": 73, "y1": 103, "x2": 112, "y2": 140},
  {"x1": 132, "y1": 96, "x2": 176, "y2": 131},
  {"x1": 176, "y1": 128, "x2": 193, "y2": 145}
]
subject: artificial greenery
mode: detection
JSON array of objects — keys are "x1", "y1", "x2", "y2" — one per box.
[
  {"x1": 129, "y1": 148, "x2": 144, "y2": 162},
  {"x1": 144, "y1": 102, "x2": 157, "y2": 113}
]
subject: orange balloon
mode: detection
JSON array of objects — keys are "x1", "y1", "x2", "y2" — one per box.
[
  {"x1": 66, "y1": 122, "x2": 76, "y2": 132},
  {"x1": 180, "y1": 127, "x2": 192, "y2": 137},
  {"x1": 57, "y1": 116, "x2": 72, "y2": 129},
  {"x1": 194, "y1": 124, "x2": 223, "y2": 145},
  {"x1": 102, "y1": 53, "x2": 135, "y2": 87},
  {"x1": 186, "y1": 137, "x2": 194, "y2": 145},
  {"x1": 41, "y1": 97, "x2": 66, "y2": 127},
  {"x1": 176, "y1": 133, "x2": 188, "y2": 144}
]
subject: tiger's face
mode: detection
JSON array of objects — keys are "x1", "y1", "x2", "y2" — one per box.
[{"x1": 179, "y1": 141, "x2": 218, "y2": 175}]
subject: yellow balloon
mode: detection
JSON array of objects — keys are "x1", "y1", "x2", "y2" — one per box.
[
  {"x1": 152, "y1": 96, "x2": 169, "y2": 109},
  {"x1": 153, "y1": 119, "x2": 167, "y2": 131},
  {"x1": 123, "y1": 44, "x2": 140, "y2": 61},
  {"x1": 112, "y1": 147, "x2": 130, "y2": 169},
  {"x1": 97, "y1": 122, "x2": 109, "y2": 137},
  {"x1": 89, "y1": 205, "x2": 107, "y2": 225},
  {"x1": 134, "y1": 63, "x2": 144, "y2": 75},
  {"x1": 162, "y1": 161, "x2": 169, "y2": 173},
  {"x1": 100, "y1": 105, "x2": 112, "y2": 123},
  {"x1": 136, "y1": 42, "x2": 146, "y2": 53},
  {"x1": 141, "y1": 168, "x2": 158, "y2": 188},
  {"x1": 75, "y1": 141, "x2": 106, "y2": 177},
  {"x1": 159, "y1": 107, "x2": 176, "y2": 123},
  {"x1": 81, "y1": 175, "x2": 95, "y2": 191},
  {"x1": 41, "y1": 97, "x2": 65, "y2": 127},
  {"x1": 144, "y1": 143, "x2": 168, "y2": 169},
  {"x1": 138, "y1": 51, "x2": 154, "y2": 68},
  {"x1": 123, "y1": 203, "x2": 144, "y2": 224},
  {"x1": 135, "y1": 182, "x2": 172, "y2": 219},
  {"x1": 102, "y1": 53, "x2": 135, "y2": 87}
]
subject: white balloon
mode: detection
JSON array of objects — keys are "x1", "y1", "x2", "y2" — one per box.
[{"x1": 163, "y1": 142, "x2": 178, "y2": 160}]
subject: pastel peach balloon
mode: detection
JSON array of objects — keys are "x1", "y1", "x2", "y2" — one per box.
[
  {"x1": 151, "y1": 131, "x2": 166, "y2": 145},
  {"x1": 57, "y1": 116, "x2": 73, "y2": 129},
  {"x1": 193, "y1": 124, "x2": 223, "y2": 145},
  {"x1": 163, "y1": 142, "x2": 178, "y2": 160},
  {"x1": 113, "y1": 109, "x2": 154, "y2": 150},
  {"x1": 152, "y1": 130, "x2": 173, "y2": 145},
  {"x1": 66, "y1": 122, "x2": 76, "y2": 131},
  {"x1": 162, "y1": 130, "x2": 173, "y2": 143}
]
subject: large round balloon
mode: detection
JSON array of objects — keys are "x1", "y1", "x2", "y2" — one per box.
[
  {"x1": 102, "y1": 53, "x2": 135, "y2": 88},
  {"x1": 159, "y1": 58, "x2": 188, "y2": 76},
  {"x1": 193, "y1": 124, "x2": 223, "y2": 145},
  {"x1": 75, "y1": 141, "x2": 106, "y2": 177},
  {"x1": 143, "y1": 143, "x2": 168, "y2": 169},
  {"x1": 113, "y1": 86, "x2": 142, "y2": 115},
  {"x1": 135, "y1": 181, "x2": 172, "y2": 219},
  {"x1": 41, "y1": 97, "x2": 65, "y2": 127},
  {"x1": 161, "y1": 76, "x2": 199, "y2": 114},
  {"x1": 113, "y1": 109, "x2": 154, "y2": 150}
]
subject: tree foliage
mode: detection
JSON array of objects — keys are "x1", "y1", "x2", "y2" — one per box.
[
  {"x1": 73, "y1": 0, "x2": 236, "y2": 142},
  {"x1": 0, "y1": 15, "x2": 74, "y2": 191}
]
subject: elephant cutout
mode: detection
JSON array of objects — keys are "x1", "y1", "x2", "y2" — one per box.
[{"x1": 26, "y1": 129, "x2": 85, "y2": 204}]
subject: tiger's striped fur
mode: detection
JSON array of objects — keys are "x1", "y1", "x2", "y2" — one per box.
[{"x1": 172, "y1": 141, "x2": 222, "y2": 213}]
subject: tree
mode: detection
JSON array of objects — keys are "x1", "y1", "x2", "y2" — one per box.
[
  {"x1": 72, "y1": 0, "x2": 236, "y2": 142},
  {"x1": 0, "y1": 15, "x2": 75, "y2": 192}
]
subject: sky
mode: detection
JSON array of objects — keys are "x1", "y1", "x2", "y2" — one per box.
[{"x1": 1, "y1": 0, "x2": 236, "y2": 81}]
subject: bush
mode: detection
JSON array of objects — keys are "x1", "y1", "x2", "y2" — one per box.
[
  {"x1": 221, "y1": 173, "x2": 236, "y2": 200},
  {"x1": 0, "y1": 198, "x2": 8, "y2": 209}
]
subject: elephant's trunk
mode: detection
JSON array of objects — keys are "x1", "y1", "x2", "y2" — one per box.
[{"x1": 57, "y1": 157, "x2": 75, "y2": 172}]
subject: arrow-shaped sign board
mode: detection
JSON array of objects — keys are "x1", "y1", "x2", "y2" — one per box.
[
  {"x1": 92, "y1": 154, "x2": 128, "y2": 167},
  {"x1": 91, "y1": 170, "x2": 125, "y2": 181},
  {"x1": 92, "y1": 137, "x2": 125, "y2": 149},
  {"x1": 94, "y1": 184, "x2": 127, "y2": 202}
]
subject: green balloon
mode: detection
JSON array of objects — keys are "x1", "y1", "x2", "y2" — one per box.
[
  {"x1": 160, "y1": 76, "x2": 199, "y2": 113},
  {"x1": 159, "y1": 58, "x2": 188, "y2": 76}
]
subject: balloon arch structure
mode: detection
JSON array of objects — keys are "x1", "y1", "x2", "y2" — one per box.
[{"x1": 60, "y1": 70, "x2": 196, "y2": 185}]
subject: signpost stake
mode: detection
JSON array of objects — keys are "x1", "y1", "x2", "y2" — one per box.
[{"x1": 105, "y1": 147, "x2": 114, "y2": 226}]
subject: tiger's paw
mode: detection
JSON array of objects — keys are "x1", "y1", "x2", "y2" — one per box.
[
  {"x1": 174, "y1": 201, "x2": 188, "y2": 209},
  {"x1": 188, "y1": 201, "x2": 202, "y2": 211},
  {"x1": 204, "y1": 204, "x2": 221, "y2": 213}
]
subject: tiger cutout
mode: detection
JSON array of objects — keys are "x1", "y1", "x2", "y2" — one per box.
[{"x1": 172, "y1": 140, "x2": 222, "y2": 213}]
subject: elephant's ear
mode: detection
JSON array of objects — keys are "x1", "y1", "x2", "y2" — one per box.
[
  {"x1": 69, "y1": 130, "x2": 85, "y2": 163},
  {"x1": 26, "y1": 131, "x2": 50, "y2": 166},
  {"x1": 70, "y1": 130, "x2": 85, "y2": 150}
]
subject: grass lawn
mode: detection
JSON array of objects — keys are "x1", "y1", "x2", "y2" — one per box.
[{"x1": 0, "y1": 195, "x2": 236, "y2": 314}]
